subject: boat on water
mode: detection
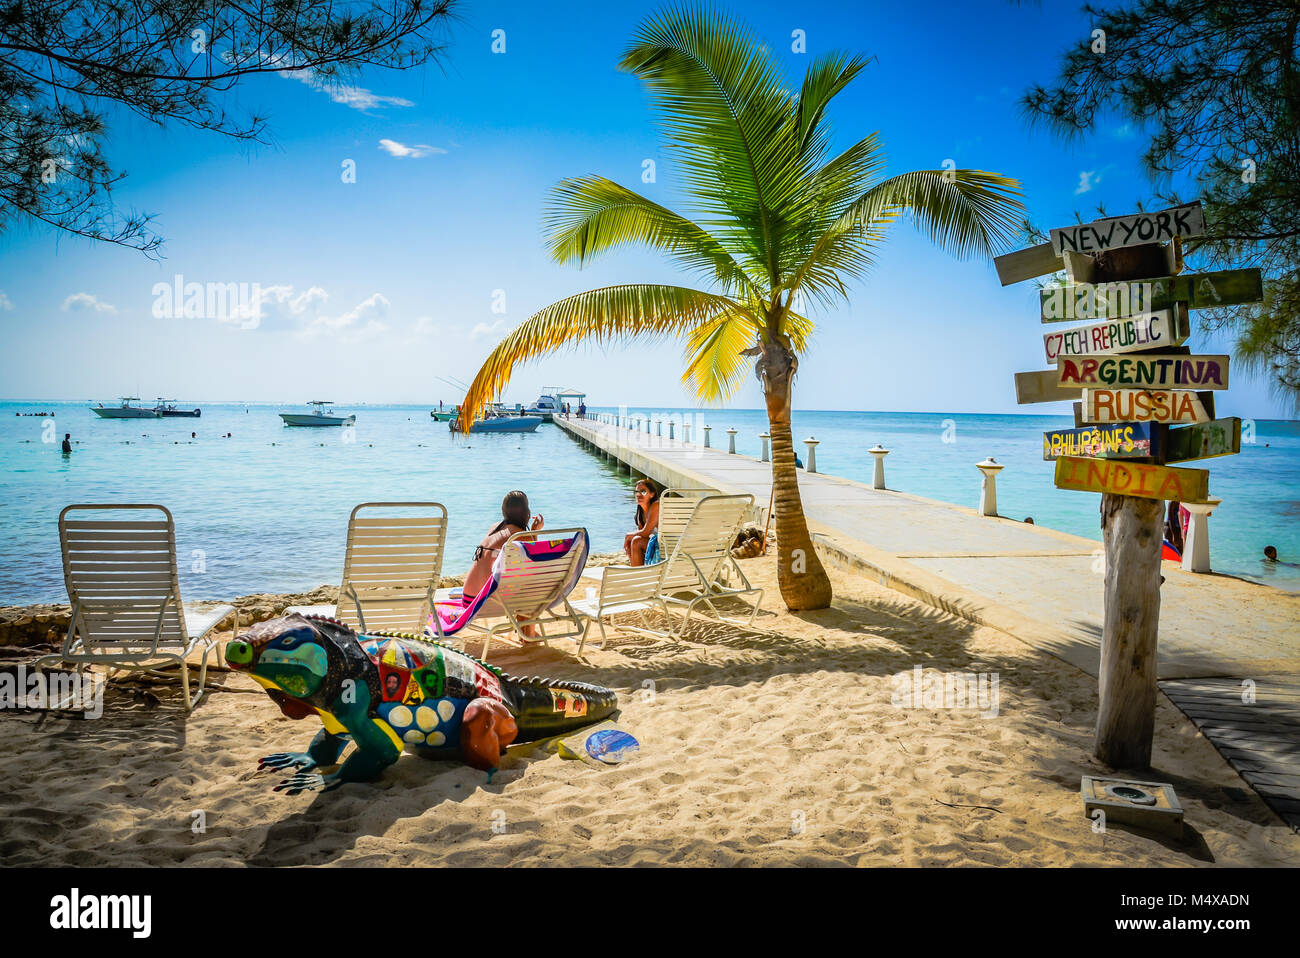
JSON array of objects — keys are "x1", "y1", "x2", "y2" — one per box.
[
  {"x1": 91, "y1": 397, "x2": 160, "y2": 419},
  {"x1": 449, "y1": 412, "x2": 542, "y2": 434},
  {"x1": 279, "y1": 401, "x2": 356, "y2": 427},
  {"x1": 431, "y1": 408, "x2": 458, "y2": 421},
  {"x1": 154, "y1": 398, "x2": 201, "y2": 418},
  {"x1": 524, "y1": 392, "x2": 560, "y2": 421}
]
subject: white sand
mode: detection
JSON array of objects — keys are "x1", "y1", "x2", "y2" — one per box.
[{"x1": 2, "y1": 556, "x2": 1296, "y2": 866}]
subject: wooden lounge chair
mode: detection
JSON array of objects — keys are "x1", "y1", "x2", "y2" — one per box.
[
  {"x1": 286, "y1": 502, "x2": 448, "y2": 636},
  {"x1": 428, "y1": 528, "x2": 589, "y2": 662},
  {"x1": 35, "y1": 504, "x2": 236, "y2": 711},
  {"x1": 576, "y1": 493, "x2": 762, "y2": 641}
]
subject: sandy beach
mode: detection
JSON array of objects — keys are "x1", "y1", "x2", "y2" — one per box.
[{"x1": 1, "y1": 554, "x2": 1295, "y2": 868}]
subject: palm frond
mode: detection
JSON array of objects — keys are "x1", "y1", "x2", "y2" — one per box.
[
  {"x1": 840, "y1": 169, "x2": 1026, "y2": 259},
  {"x1": 544, "y1": 176, "x2": 758, "y2": 296},
  {"x1": 460, "y1": 284, "x2": 741, "y2": 428}
]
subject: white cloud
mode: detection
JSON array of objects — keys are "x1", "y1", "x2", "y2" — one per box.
[
  {"x1": 412, "y1": 316, "x2": 440, "y2": 336},
  {"x1": 280, "y1": 68, "x2": 414, "y2": 111},
  {"x1": 0, "y1": 291, "x2": 12, "y2": 310},
  {"x1": 1075, "y1": 170, "x2": 1097, "y2": 195},
  {"x1": 378, "y1": 139, "x2": 447, "y2": 159},
  {"x1": 471, "y1": 319, "x2": 506, "y2": 340},
  {"x1": 62, "y1": 292, "x2": 117, "y2": 314},
  {"x1": 227, "y1": 285, "x2": 328, "y2": 330},
  {"x1": 299, "y1": 292, "x2": 392, "y2": 344}
]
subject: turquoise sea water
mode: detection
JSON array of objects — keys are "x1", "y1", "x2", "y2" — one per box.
[{"x1": 2, "y1": 400, "x2": 1298, "y2": 604}]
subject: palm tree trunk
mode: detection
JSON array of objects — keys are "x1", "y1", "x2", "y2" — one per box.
[{"x1": 761, "y1": 340, "x2": 833, "y2": 610}]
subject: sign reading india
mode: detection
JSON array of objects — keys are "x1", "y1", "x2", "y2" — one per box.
[
  {"x1": 1058, "y1": 354, "x2": 1229, "y2": 390},
  {"x1": 1043, "y1": 423, "x2": 1156, "y2": 461},
  {"x1": 1042, "y1": 307, "x2": 1188, "y2": 363},
  {"x1": 1083, "y1": 388, "x2": 1213, "y2": 425},
  {"x1": 1053, "y1": 456, "x2": 1210, "y2": 503},
  {"x1": 1049, "y1": 202, "x2": 1205, "y2": 256}
]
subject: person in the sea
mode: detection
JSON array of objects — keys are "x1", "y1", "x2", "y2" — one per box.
[
  {"x1": 1265, "y1": 545, "x2": 1278, "y2": 562},
  {"x1": 61, "y1": 432, "x2": 72, "y2": 454},
  {"x1": 624, "y1": 478, "x2": 663, "y2": 566}
]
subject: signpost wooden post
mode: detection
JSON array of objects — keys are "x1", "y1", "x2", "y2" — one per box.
[{"x1": 998, "y1": 198, "x2": 1256, "y2": 771}]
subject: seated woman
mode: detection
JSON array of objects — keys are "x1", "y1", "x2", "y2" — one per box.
[
  {"x1": 464, "y1": 490, "x2": 544, "y2": 602},
  {"x1": 624, "y1": 478, "x2": 663, "y2": 566}
]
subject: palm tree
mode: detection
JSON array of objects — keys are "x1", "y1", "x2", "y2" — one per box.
[{"x1": 460, "y1": 5, "x2": 1025, "y2": 610}]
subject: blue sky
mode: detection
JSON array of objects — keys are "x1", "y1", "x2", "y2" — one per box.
[{"x1": 0, "y1": 0, "x2": 1289, "y2": 418}]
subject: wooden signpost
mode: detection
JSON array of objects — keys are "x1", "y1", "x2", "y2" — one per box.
[
  {"x1": 1040, "y1": 268, "x2": 1263, "y2": 321},
  {"x1": 1165, "y1": 418, "x2": 1242, "y2": 463},
  {"x1": 1057, "y1": 353, "x2": 1230, "y2": 390},
  {"x1": 1054, "y1": 456, "x2": 1210, "y2": 502},
  {"x1": 1049, "y1": 202, "x2": 1204, "y2": 256},
  {"x1": 1042, "y1": 305, "x2": 1189, "y2": 362},
  {"x1": 998, "y1": 197, "x2": 1258, "y2": 771},
  {"x1": 1043, "y1": 423, "x2": 1158, "y2": 461},
  {"x1": 1081, "y1": 388, "x2": 1214, "y2": 425}
]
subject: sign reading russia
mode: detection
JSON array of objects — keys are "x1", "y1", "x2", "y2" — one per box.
[
  {"x1": 1042, "y1": 307, "x2": 1187, "y2": 363},
  {"x1": 1057, "y1": 354, "x2": 1229, "y2": 390},
  {"x1": 1082, "y1": 388, "x2": 1213, "y2": 424},
  {"x1": 1049, "y1": 202, "x2": 1205, "y2": 256},
  {"x1": 1053, "y1": 456, "x2": 1210, "y2": 503},
  {"x1": 1042, "y1": 423, "x2": 1156, "y2": 461}
]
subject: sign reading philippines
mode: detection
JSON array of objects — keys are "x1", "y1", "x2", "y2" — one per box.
[
  {"x1": 1042, "y1": 423, "x2": 1156, "y2": 461},
  {"x1": 1057, "y1": 354, "x2": 1229, "y2": 390},
  {"x1": 1042, "y1": 306, "x2": 1188, "y2": 363}
]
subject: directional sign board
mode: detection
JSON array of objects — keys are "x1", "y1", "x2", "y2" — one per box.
[
  {"x1": 1043, "y1": 423, "x2": 1158, "y2": 461},
  {"x1": 1043, "y1": 306, "x2": 1189, "y2": 363},
  {"x1": 993, "y1": 242, "x2": 1063, "y2": 287},
  {"x1": 1040, "y1": 268, "x2": 1263, "y2": 322},
  {"x1": 1049, "y1": 202, "x2": 1205, "y2": 257},
  {"x1": 1081, "y1": 388, "x2": 1214, "y2": 425},
  {"x1": 1054, "y1": 456, "x2": 1210, "y2": 503},
  {"x1": 1015, "y1": 370, "x2": 1081, "y2": 404},
  {"x1": 1165, "y1": 418, "x2": 1242, "y2": 463},
  {"x1": 1057, "y1": 354, "x2": 1229, "y2": 391}
]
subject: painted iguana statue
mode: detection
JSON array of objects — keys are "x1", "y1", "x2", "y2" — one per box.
[{"x1": 225, "y1": 614, "x2": 618, "y2": 793}]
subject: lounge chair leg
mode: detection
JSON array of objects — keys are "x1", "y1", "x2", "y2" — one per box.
[{"x1": 179, "y1": 657, "x2": 193, "y2": 712}]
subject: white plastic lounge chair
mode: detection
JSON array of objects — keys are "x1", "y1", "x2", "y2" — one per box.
[
  {"x1": 568, "y1": 564, "x2": 672, "y2": 654},
  {"x1": 576, "y1": 493, "x2": 762, "y2": 641},
  {"x1": 654, "y1": 487, "x2": 719, "y2": 559},
  {"x1": 428, "y1": 528, "x2": 589, "y2": 662},
  {"x1": 286, "y1": 502, "x2": 448, "y2": 636},
  {"x1": 655, "y1": 493, "x2": 763, "y2": 635},
  {"x1": 35, "y1": 504, "x2": 236, "y2": 711}
]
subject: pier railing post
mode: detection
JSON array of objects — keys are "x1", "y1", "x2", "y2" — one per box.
[
  {"x1": 803, "y1": 437, "x2": 819, "y2": 473},
  {"x1": 668, "y1": 420, "x2": 675, "y2": 440},
  {"x1": 703, "y1": 425, "x2": 712, "y2": 448},
  {"x1": 683, "y1": 422, "x2": 692, "y2": 444},
  {"x1": 869, "y1": 444, "x2": 890, "y2": 490},
  {"x1": 759, "y1": 432, "x2": 770, "y2": 462},
  {"x1": 726, "y1": 427, "x2": 737, "y2": 454},
  {"x1": 976, "y1": 457, "x2": 1003, "y2": 517},
  {"x1": 1181, "y1": 497, "x2": 1221, "y2": 573}
]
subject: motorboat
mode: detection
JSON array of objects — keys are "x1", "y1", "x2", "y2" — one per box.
[
  {"x1": 431, "y1": 409, "x2": 457, "y2": 422},
  {"x1": 154, "y1": 398, "x2": 201, "y2": 417},
  {"x1": 91, "y1": 397, "x2": 160, "y2": 419},
  {"x1": 524, "y1": 392, "x2": 560, "y2": 421},
  {"x1": 449, "y1": 411, "x2": 542, "y2": 434},
  {"x1": 279, "y1": 401, "x2": 356, "y2": 427}
]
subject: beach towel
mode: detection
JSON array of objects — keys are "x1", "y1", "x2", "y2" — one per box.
[
  {"x1": 644, "y1": 531, "x2": 662, "y2": 566},
  {"x1": 428, "y1": 530, "x2": 589, "y2": 636}
]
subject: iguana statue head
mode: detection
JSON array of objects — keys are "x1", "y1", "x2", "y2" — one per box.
[{"x1": 226, "y1": 614, "x2": 343, "y2": 718}]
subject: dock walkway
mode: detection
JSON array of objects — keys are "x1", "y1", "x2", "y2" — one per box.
[{"x1": 555, "y1": 415, "x2": 1300, "y2": 830}]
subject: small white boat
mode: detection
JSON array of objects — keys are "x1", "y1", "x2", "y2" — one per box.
[
  {"x1": 154, "y1": 398, "x2": 201, "y2": 418},
  {"x1": 524, "y1": 392, "x2": 560, "y2": 421},
  {"x1": 91, "y1": 397, "x2": 160, "y2": 419},
  {"x1": 279, "y1": 401, "x2": 356, "y2": 427}
]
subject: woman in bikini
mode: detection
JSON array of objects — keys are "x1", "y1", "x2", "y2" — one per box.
[
  {"x1": 463, "y1": 490, "x2": 544, "y2": 600},
  {"x1": 624, "y1": 478, "x2": 662, "y2": 566}
]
